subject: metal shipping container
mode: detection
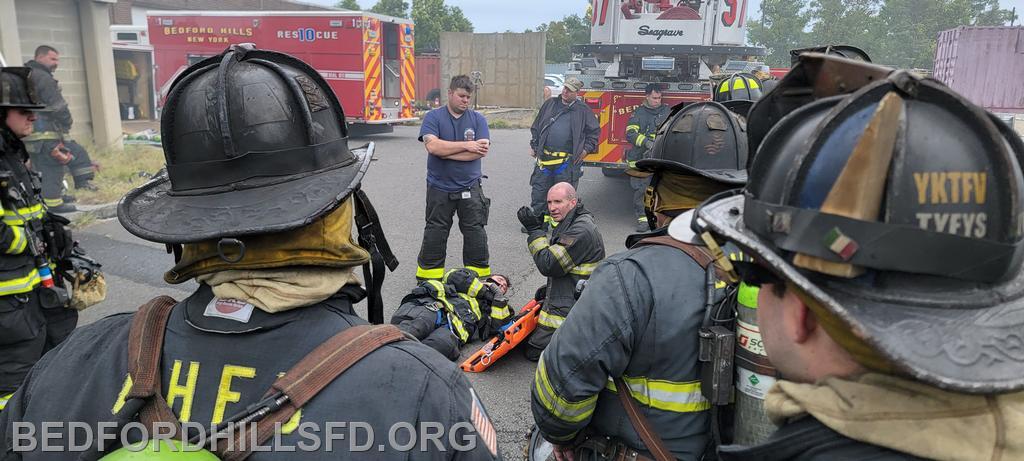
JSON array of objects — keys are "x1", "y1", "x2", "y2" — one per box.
[
  {"x1": 415, "y1": 54, "x2": 441, "y2": 107},
  {"x1": 934, "y1": 26, "x2": 1024, "y2": 113}
]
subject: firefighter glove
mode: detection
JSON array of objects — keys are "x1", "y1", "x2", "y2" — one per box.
[
  {"x1": 518, "y1": 206, "x2": 543, "y2": 232},
  {"x1": 50, "y1": 144, "x2": 74, "y2": 165}
]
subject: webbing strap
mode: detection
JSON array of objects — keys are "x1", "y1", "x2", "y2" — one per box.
[
  {"x1": 124, "y1": 296, "x2": 182, "y2": 439},
  {"x1": 218, "y1": 325, "x2": 408, "y2": 461},
  {"x1": 353, "y1": 188, "x2": 399, "y2": 324},
  {"x1": 614, "y1": 377, "x2": 674, "y2": 461},
  {"x1": 633, "y1": 236, "x2": 726, "y2": 280}
]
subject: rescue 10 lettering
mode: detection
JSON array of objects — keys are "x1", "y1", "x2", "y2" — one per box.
[{"x1": 913, "y1": 171, "x2": 987, "y2": 238}]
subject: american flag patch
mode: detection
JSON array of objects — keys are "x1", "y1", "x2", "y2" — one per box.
[{"x1": 470, "y1": 389, "x2": 497, "y2": 456}]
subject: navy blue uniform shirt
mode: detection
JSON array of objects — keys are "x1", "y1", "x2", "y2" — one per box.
[{"x1": 419, "y1": 107, "x2": 490, "y2": 193}]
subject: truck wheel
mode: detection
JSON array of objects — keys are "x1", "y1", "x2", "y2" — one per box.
[{"x1": 601, "y1": 167, "x2": 625, "y2": 177}]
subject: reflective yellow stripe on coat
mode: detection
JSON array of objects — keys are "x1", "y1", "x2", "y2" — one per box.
[
  {"x1": 3, "y1": 203, "x2": 44, "y2": 226},
  {"x1": 0, "y1": 268, "x2": 42, "y2": 296},
  {"x1": 606, "y1": 375, "x2": 710, "y2": 413},
  {"x1": 534, "y1": 356, "x2": 597, "y2": 424}
]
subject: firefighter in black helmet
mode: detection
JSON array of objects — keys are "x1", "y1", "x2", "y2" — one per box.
[
  {"x1": 0, "y1": 67, "x2": 80, "y2": 413},
  {"x1": 705, "y1": 54, "x2": 1024, "y2": 460},
  {"x1": 530, "y1": 101, "x2": 747, "y2": 460},
  {"x1": 0, "y1": 46, "x2": 500, "y2": 460}
]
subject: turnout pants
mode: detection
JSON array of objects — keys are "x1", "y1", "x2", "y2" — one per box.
[
  {"x1": 630, "y1": 175, "x2": 651, "y2": 225},
  {"x1": 416, "y1": 183, "x2": 491, "y2": 280},
  {"x1": 390, "y1": 301, "x2": 461, "y2": 361},
  {"x1": 26, "y1": 139, "x2": 94, "y2": 207},
  {"x1": 0, "y1": 289, "x2": 75, "y2": 398},
  {"x1": 529, "y1": 163, "x2": 582, "y2": 217}
]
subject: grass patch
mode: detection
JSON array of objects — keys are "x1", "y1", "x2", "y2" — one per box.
[
  {"x1": 68, "y1": 144, "x2": 165, "y2": 205},
  {"x1": 70, "y1": 212, "x2": 98, "y2": 229},
  {"x1": 488, "y1": 120, "x2": 512, "y2": 129}
]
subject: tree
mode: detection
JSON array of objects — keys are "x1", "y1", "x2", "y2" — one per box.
[
  {"x1": 805, "y1": 0, "x2": 881, "y2": 60},
  {"x1": 536, "y1": 14, "x2": 590, "y2": 63},
  {"x1": 411, "y1": 0, "x2": 474, "y2": 53},
  {"x1": 334, "y1": 0, "x2": 361, "y2": 10},
  {"x1": 370, "y1": 0, "x2": 409, "y2": 18},
  {"x1": 869, "y1": 0, "x2": 1017, "y2": 68},
  {"x1": 747, "y1": 0, "x2": 812, "y2": 66}
]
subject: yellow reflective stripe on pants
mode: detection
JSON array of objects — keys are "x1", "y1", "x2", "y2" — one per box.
[
  {"x1": 569, "y1": 262, "x2": 598, "y2": 277},
  {"x1": 0, "y1": 391, "x2": 12, "y2": 410},
  {"x1": 43, "y1": 197, "x2": 64, "y2": 208},
  {"x1": 538, "y1": 309, "x2": 565, "y2": 329},
  {"x1": 534, "y1": 356, "x2": 597, "y2": 424},
  {"x1": 0, "y1": 269, "x2": 42, "y2": 296},
  {"x1": 528, "y1": 236, "x2": 550, "y2": 256},
  {"x1": 547, "y1": 244, "x2": 575, "y2": 273},
  {"x1": 606, "y1": 375, "x2": 710, "y2": 413},
  {"x1": 416, "y1": 266, "x2": 444, "y2": 280},
  {"x1": 465, "y1": 266, "x2": 491, "y2": 278},
  {"x1": 6, "y1": 226, "x2": 26, "y2": 254}
]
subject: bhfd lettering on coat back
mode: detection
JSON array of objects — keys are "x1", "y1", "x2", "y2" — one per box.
[{"x1": 913, "y1": 171, "x2": 987, "y2": 238}]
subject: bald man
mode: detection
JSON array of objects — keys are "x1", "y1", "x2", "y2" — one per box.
[{"x1": 517, "y1": 182, "x2": 605, "y2": 360}]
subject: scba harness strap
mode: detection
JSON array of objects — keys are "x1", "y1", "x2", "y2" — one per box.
[{"x1": 115, "y1": 296, "x2": 408, "y2": 460}]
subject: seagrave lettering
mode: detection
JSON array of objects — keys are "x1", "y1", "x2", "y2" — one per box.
[{"x1": 638, "y1": 25, "x2": 685, "y2": 40}]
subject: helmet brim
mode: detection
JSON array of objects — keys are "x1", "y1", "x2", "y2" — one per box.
[
  {"x1": 118, "y1": 142, "x2": 373, "y2": 244},
  {"x1": 634, "y1": 158, "x2": 747, "y2": 185},
  {"x1": 1, "y1": 103, "x2": 46, "y2": 110},
  {"x1": 699, "y1": 194, "x2": 1024, "y2": 394}
]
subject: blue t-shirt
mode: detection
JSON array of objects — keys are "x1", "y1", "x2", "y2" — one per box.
[{"x1": 418, "y1": 107, "x2": 490, "y2": 192}]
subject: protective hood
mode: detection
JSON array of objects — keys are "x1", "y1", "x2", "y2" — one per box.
[{"x1": 767, "y1": 374, "x2": 1024, "y2": 461}]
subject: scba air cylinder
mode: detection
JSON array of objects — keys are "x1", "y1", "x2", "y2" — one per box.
[{"x1": 732, "y1": 282, "x2": 778, "y2": 445}]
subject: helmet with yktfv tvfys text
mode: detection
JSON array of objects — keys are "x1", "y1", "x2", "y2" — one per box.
[{"x1": 698, "y1": 68, "x2": 1024, "y2": 394}]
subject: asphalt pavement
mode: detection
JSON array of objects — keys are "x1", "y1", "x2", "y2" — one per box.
[{"x1": 74, "y1": 125, "x2": 639, "y2": 459}]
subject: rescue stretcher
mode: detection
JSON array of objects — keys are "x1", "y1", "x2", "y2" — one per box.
[{"x1": 460, "y1": 299, "x2": 541, "y2": 372}]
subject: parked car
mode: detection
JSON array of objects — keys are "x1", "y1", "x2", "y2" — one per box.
[{"x1": 544, "y1": 74, "x2": 564, "y2": 98}]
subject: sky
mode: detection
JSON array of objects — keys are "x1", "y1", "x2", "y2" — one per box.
[{"x1": 306, "y1": 0, "x2": 1024, "y2": 32}]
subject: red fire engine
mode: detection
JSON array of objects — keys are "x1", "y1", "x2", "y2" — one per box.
[
  {"x1": 574, "y1": 0, "x2": 767, "y2": 174},
  {"x1": 147, "y1": 11, "x2": 417, "y2": 132}
]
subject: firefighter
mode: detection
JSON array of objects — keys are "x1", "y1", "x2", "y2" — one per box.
[
  {"x1": 416, "y1": 75, "x2": 492, "y2": 281},
  {"x1": 23, "y1": 45, "x2": 97, "y2": 213},
  {"x1": 624, "y1": 83, "x2": 670, "y2": 232},
  {"x1": 527, "y1": 77, "x2": 600, "y2": 230},
  {"x1": 391, "y1": 270, "x2": 513, "y2": 361},
  {"x1": 704, "y1": 66, "x2": 1024, "y2": 460},
  {"x1": 752, "y1": 65, "x2": 778, "y2": 94},
  {"x1": 713, "y1": 72, "x2": 762, "y2": 103},
  {"x1": 0, "y1": 67, "x2": 80, "y2": 413},
  {"x1": 530, "y1": 102, "x2": 747, "y2": 460},
  {"x1": 517, "y1": 182, "x2": 604, "y2": 362},
  {"x1": 0, "y1": 46, "x2": 500, "y2": 460}
]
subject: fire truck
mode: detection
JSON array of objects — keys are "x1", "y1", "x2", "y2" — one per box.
[
  {"x1": 147, "y1": 11, "x2": 417, "y2": 133},
  {"x1": 573, "y1": 0, "x2": 766, "y2": 174}
]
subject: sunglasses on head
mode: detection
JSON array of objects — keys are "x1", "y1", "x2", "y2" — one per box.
[{"x1": 734, "y1": 260, "x2": 785, "y2": 288}]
